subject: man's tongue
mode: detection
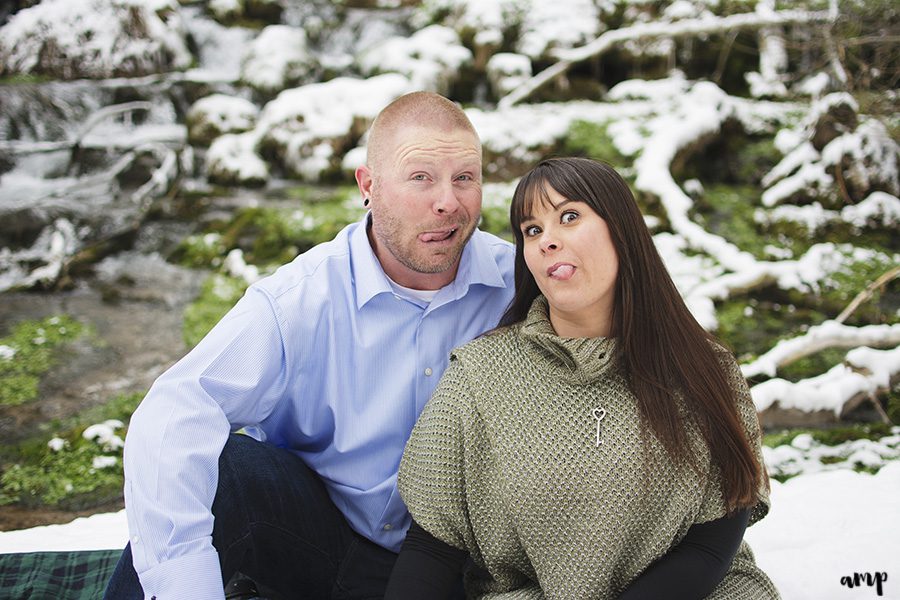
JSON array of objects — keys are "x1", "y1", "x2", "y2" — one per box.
[
  {"x1": 421, "y1": 229, "x2": 453, "y2": 242},
  {"x1": 550, "y1": 264, "x2": 575, "y2": 279}
]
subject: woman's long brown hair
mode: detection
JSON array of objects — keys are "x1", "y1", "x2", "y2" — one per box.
[{"x1": 499, "y1": 157, "x2": 764, "y2": 512}]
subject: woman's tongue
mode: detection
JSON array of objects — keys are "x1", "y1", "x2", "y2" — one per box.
[{"x1": 549, "y1": 264, "x2": 575, "y2": 280}]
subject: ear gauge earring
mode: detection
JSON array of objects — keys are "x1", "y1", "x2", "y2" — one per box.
[{"x1": 363, "y1": 197, "x2": 370, "y2": 207}]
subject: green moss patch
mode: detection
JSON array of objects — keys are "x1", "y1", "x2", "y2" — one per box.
[
  {"x1": 0, "y1": 392, "x2": 143, "y2": 509},
  {"x1": 0, "y1": 316, "x2": 85, "y2": 407},
  {"x1": 763, "y1": 422, "x2": 893, "y2": 448},
  {"x1": 182, "y1": 274, "x2": 249, "y2": 348}
]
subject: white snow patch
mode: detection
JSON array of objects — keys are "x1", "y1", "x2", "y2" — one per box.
[{"x1": 358, "y1": 25, "x2": 471, "y2": 94}]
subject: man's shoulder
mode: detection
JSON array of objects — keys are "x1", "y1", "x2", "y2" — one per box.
[
  {"x1": 253, "y1": 222, "x2": 356, "y2": 299},
  {"x1": 471, "y1": 229, "x2": 514, "y2": 259}
]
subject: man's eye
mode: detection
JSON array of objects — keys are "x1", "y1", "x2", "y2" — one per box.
[
  {"x1": 412, "y1": 174, "x2": 426, "y2": 180},
  {"x1": 561, "y1": 211, "x2": 579, "y2": 224},
  {"x1": 456, "y1": 174, "x2": 471, "y2": 181}
]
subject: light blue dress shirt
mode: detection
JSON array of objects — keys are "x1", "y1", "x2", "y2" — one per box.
[{"x1": 123, "y1": 216, "x2": 515, "y2": 599}]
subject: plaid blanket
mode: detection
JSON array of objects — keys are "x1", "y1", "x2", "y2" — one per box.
[{"x1": 0, "y1": 550, "x2": 120, "y2": 600}]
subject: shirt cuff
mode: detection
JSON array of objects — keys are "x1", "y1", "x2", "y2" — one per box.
[{"x1": 138, "y1": 550, "x2": 225, "y2": 600}]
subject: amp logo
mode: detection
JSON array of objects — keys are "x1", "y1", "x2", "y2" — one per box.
[{"x1": 840, "y1": 572, "x2": 888, "y2": 597}]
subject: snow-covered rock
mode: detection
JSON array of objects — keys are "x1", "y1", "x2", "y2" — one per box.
[
  {"x1": 357, "y1": 25, "x2": 471, "y2": 95},
  {"x1": 255, "y1": 74, "x2": 412, "y2": 181},
  {"x1": 0, "y1": 0, "x2": 191, "y2": 79},
  {"x1": 486, "y1": 52, "x2": 532, "y2": 98},
  {"x1": 241, "y1": 25, "x2": 316, "y2": 95},
  {"x1": 209, "y1": 0, "x2": 283, "y2": 25},
  {"x1": 206, "y1": 132, "x2": 269, "y2": 187},
  {"x1": 187, "y1": 94, "x2": 259, "y2": 146}
]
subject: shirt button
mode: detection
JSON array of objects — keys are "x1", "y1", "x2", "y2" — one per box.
[
  {"x1": 383, "y1": 523, "x2": 393, "y2": 531},
  {"x1": 424, "y1": 367, "x2": 433, "y2": 376},
  {"x1": 132, "y1": 535, "x2": 139, "y2": 543}
]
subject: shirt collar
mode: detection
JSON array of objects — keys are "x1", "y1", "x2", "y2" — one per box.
[{"x1": 350, "y1": 214, "x2": 509, "y2": 310}]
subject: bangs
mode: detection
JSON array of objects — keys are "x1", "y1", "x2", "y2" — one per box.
[{"x1": 510, "y1": 174, "x2": 560, "y2": 231}]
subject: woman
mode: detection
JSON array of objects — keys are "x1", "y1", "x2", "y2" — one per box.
[{"x1": 386, "y1": 157, "x2": 779, "y2": 599}]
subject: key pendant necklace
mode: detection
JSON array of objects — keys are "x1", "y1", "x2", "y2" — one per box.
[{"x1": 592, "y1": 406, "x2": 606, "y2": 446}]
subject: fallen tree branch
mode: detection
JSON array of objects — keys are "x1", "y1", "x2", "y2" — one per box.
[
  {"x1": 836, "y1": 265, "x2": 900, "y2": 324},
  {"x1": 499, "y1": 8, "x2": 831, "y2": 108},
  {"x1": 741, "y1": 321, "x2": 900, "y2": 379}
]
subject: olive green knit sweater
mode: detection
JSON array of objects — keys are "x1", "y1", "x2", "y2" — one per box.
[{"x1": 398, "y1": 296, "x2": 779, "y2": 599}]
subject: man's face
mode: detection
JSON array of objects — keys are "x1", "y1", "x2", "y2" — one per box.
[{"x1": 361, "y1": 125, "x2": 482, "y2": 289}]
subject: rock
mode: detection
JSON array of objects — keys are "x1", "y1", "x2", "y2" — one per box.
[
  {"x1": 809, "y1": 92, "x2": 859, "y2": 152},
  {"x1": 187, "y1": 94, "x2": 259, "y2": 146},
  {"x1": 241, "y1": 25, "x2": 316, "y2": 95},
  {"x1": 206, "y1": 132, "x2": 269, "y2": 187},
  {"x1": 822, "y1": 119, "x2": 900, "y2": 203},
  {"x1": 0, "y1": 0, "x2": 192, "y2": 80},
  {"x1": 255, "y1": 74, "x2": 411, "y2": 181},
  {"x1": 357, "y1": 25, "x2": 472, "y2": 95},
  {"x1": 209, "y1": 0, "x2": 283, "y2": 24}
]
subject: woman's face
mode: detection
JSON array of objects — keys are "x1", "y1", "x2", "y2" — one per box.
[{"x1": 519, "y1": 185, "x2": 619, "y2": 338}]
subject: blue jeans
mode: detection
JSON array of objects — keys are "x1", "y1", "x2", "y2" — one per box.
[{"x1": 104, "y1": 433, "x2": 400, "y2": 599}]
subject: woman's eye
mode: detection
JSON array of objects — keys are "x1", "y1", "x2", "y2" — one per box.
[
  {"x1": 561, "y1": 211, "x2": 579, "y2": 224},
  {"x1": 523, "y1": 225, "x2": 540, "y2": 237}
]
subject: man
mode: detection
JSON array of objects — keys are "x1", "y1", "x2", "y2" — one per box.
[{"x1": 104, "y1": 92, "x2": 514, "y2": 599}]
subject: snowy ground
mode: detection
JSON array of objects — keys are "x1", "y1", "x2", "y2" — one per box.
[{"x1": 0, "y1": 463, "x2": 897, "y2": 599}]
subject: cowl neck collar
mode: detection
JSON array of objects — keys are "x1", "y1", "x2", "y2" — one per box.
[{"x1": 519, "y1": 295, "x2": 618, "y2": 383}]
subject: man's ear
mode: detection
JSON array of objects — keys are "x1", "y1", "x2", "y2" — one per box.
[{"x1": 355, "y1": 165, "x2": 374, "y2": 201}]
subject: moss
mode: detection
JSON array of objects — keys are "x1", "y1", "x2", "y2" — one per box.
[
  {"x1": 778, "y1": 347, "x2": 849, "y2": 382},
  {"x1": 0, "y1": 316, "x2": 85, "y2": 406},
  {"x1": 886, "y1": 386, "x2": 900, "y2": 424},
  {"x1": 561, "y1": 120, "x2": 628, "y2": 168},
  {"x1": 691, "y1": 184, "x2": 773, "y2": 259},
  {"x1": 762, "y1": 422, "x2": 894, "y2": 448},
  {"x1": 0, "y1": 392, "x2": 143, "y2": 509},
  {"x1": 779, "y1": 251, "x2": 899, "y2": 325},
  {"x1": 715, "y1": 296, "x2": 828, "y2": 364},
  {"x1": 0, "y1": 73, "x2": 55, "y2": 85},
  {"x1": 172, "y1": 232, "x2": 228, "y2": 269},
  {"x1": 182, "y1": 274, "x2": 249, "y2": 348}
]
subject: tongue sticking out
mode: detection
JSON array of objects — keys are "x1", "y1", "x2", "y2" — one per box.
[
  {"x1": 421, "y1": 229, "x2": 454, "y2": 242},
  {"x1": 550, "y1": 264, "x2": 575, "y2": 280}
]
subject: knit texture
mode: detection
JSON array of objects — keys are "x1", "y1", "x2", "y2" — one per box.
[{"x1": 399, "y1": 296, "x2": 779, "y2": 599}]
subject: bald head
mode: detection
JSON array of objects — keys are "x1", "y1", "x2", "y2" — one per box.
[{"x1": 366, "y1": 92, "x2": 480, "y2": 171}]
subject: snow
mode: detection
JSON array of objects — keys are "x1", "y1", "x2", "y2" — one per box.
[
  {"x1": 0, "y1": 0, "x2": 191, "y2": 78},
  {"x1": 187, "y1": 94, "x2": 259, "y2": 144},
  {"x1": 486, "y1": 53, "x2": 533, "y2": 97},
  {"x1": 2, "y1": 460, "x2": 899, "y2": 600},
  {"x1": 254, "y1": 74, "x2": 412, "y2": 180},
  {"x1": 742, "y1": 321, "x2": 900, "y2": 379},
  {"x1": 751, "y1": 345, "x2": 900, "y2": 414},
  {"x1": 516, "y1": 0, "x2": 603, "y2": 58},
  {"x1": 206, "y1": 132, "x2": 269, "y2": 186},
  {"x1": 744, "y1": 462, "x2": 900, "y2": 600},
  {"x1": 241, "y1": 25, "x2": 314, "y2": 94}
]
